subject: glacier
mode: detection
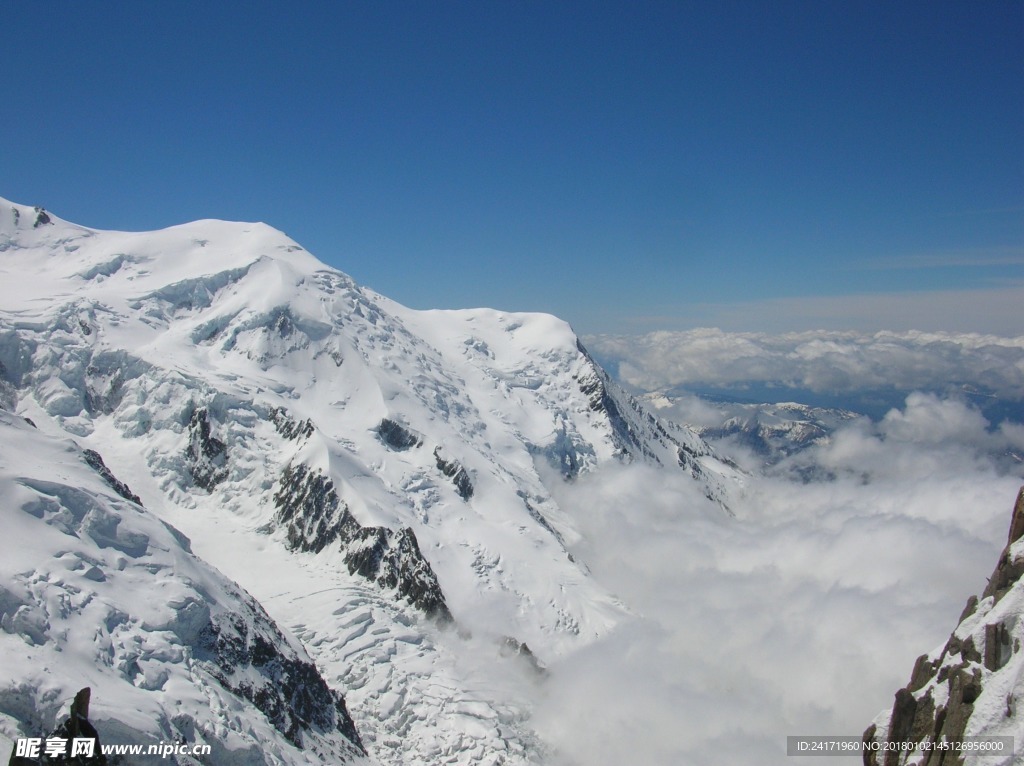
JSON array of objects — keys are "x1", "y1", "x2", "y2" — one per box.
[{"x1": 0, "y1": 198, "x2": 739, "y2": 765}]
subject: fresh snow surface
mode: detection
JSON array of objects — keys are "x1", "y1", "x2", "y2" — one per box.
[
  {"x1": 0, "y1": 199, "x2": 739, "y2": 764},
  {"x1": 0, "y1": 410, "x2": 367, "y2": 765}
]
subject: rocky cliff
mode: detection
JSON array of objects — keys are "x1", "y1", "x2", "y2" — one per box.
[{"x1": 863, "y1": 487, "x2": 1024, "y2": 766}]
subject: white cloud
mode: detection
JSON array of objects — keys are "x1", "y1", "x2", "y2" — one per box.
[
  {"x1": 531, "y1": 394, "x2": 1024, "y2": 766},
  {"x1": 879, "y1": 391, "x2": 990, "y2": 445},
  {"x1": 586, "y1": 328, "x2": 1024, "y2": 403}
]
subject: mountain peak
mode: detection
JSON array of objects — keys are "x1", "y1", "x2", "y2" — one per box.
[
  {"x1": 1, "y1": 198, "x2": 70, "y2": 237},
  {"x1": 0, "y1": 197, "x2": 738, "y2": 764}
]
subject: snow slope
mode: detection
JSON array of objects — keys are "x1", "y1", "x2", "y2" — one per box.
[
  {"x1": 641, "y1": 391, "x2": 860, "y2": 465},
  {"x1": 0, "y1": 198, "x2": 738, "y2": 764},
  {"x1": 0, "y1": 409, "x2": 366, "y2": 765}
]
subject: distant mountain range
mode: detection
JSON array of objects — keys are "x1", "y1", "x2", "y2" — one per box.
[{"x1": 640, "y1": 391, "x2": 860, "y2": 467}]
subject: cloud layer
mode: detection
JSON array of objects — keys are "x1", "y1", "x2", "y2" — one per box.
[
  {"x1": 585, "y1": 328, "x2": 1024, "y2": 403},
  {"x1": 532, "y1": 392, "x2": 1024, "y2": 765}
]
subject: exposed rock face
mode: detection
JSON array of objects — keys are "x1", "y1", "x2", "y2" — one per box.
[
  {"x1": 82, "y1": 448, "x2": 142, "y2": 506},
  {"x1": 344, "y1": 525, "x2": 452, "y2": 622},
  {"x1": 574, "y1": 341, "x2": 728, "y2": 501},
  {"x1": 196, "y1": 605, "x2": 364, "y2": 752},
  {"x1": 186, "y1": 407, "x2": 228, "y2": 490},
  {"x1": 271, "y1": 406, "x2": 315, "y2": 442},
  {"x1": 11, "y1": 687, "x2": 108, "y2": 765},
  {"x1": 434, "y1": 447, "x2": 474, "y2": 500},
  {"x1": 0, "y1": 410, "x2": 366, "y2": 764},
  {"x1": 0, "y1": 196, "x2": 740, "y2": 764},
  {"x1": 863, "y1": 487, "x2": 1024, "y2": 766},
  {"x1": 500, "y1": 637, "x2": 547, "y2": 676},
  {"x1": 273, "y1": 463, "x2": 349, "y2": 554},
  {"x1": 377, "y1": 418, "x2": 422, "y2": 451},
  {"x1": 0, "y1": 362, "x2": 16, "y2": 411},
  {"x1": 273, "y1": 462, "x2": 453, "y2": 622}
]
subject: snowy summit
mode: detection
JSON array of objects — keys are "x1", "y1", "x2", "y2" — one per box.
[{"x1": 0, "y1": 199, "x2": 738, "y2": 765}]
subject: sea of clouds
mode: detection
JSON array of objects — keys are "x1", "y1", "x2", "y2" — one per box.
[
  {"x1": 528, "y1": 330, "x2": 1024, "y2": 765},
  {"x1": 585, "y1": 328, "x2": 1024, "y2": 402}
]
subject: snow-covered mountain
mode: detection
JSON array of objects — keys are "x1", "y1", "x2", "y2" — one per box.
[
  {"x1": 0, "y1": 198, "x2": 738, "y2": 764},
  {"x1": 696, "y1": 402, "x2": 857, "y2": 462},
  {"x1": 641, "y1": 391, "x2": 859, "y2": 466},
  {"x1": 864, "y1": 487, "x2": 1024, "y2": 766},
  {"x1": 0, "y1": 410, "x2": 365, "y2": 765}
]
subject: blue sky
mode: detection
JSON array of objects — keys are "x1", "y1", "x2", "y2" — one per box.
[{"x1": 3, "y1": 1, "x2": 1022, "y2": 335}]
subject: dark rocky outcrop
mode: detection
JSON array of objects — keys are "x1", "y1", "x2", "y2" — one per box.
[
  {"x1": 344, "y1": 525, "x2": 452, "y2": 622},
  {"x1": 3, "y1": 418, "x2": 365, "y2": 764},
  {"x1": 573, "y1": 341, "x2": 727, "y2": 505},
  {"x1": 0, "y1": 361, "x2": 17, "y2": 412},
  {"x1": 196, "y1": 606, "x2": 364, "y2": 753},
  {"x1": 82, "y1": 449, "x2": 142, "y2": 506},
  {"x1": 273, "y1": 463, "x2": 452, "y2": 621},
  {"x1": 273, "y1": 463, "x2": 354, "y2": 554},
  {"x1": 377, "y1": 418, "x2": 422, "y2": 451},
  {"x1": 982, "y1": 489, "x2": 1024, "y2": 604},
  {"x1": 863, "y1": 487, "x2": 1024, "y2": 766},
  {"x1": 574, "y1": 344, "x2": 648, "y2": 460},
  {"x1": 270, "y1": 407, "x2": 315, "y2": 442},
  {"x1": 9, "y1": 687, "x2": 109, "y2": 765},
  {"x1": 434, "y1": 447, "x2": 474, "y2": 500},
  {"x1": 186, "y1": 407, "x2": 228, "y2": 490}
]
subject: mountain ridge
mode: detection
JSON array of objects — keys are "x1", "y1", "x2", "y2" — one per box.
[
  {"x1": 0, "y1": 197, "x2": 739, "y2": 764},
  {"x1": 0, "y1": 409, "x2": 367, "y2": 765}
]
